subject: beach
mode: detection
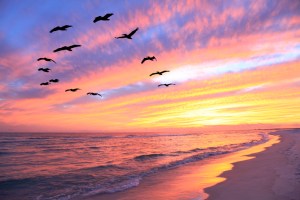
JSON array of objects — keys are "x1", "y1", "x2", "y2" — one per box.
[
  {"x1": 205, "y1": 129, "x2": 300, "y2": 200},
  {"x1": 1, "y1": 129, "x2": 299, "y2": 200},
  {"x1": 0, "y1": 130, "x2": 269, "y2": 199},
  {"x1": 83, "y1": 129, "x2": 300, "y2": 200}
]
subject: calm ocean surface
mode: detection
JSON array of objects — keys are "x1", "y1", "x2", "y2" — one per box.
[{"x1": 0, "y1": 130, "x2": 271, "y2": 200}]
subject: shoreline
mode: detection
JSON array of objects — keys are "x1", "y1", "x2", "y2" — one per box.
[
  {"x1": 204, "y1": 128, "x2": 300, "y2": 200},
  {"x1": 83, "y1": 129, "x2": 285, "y2": 200}
]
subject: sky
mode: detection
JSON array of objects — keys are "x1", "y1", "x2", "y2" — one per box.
[{"x1": 0, "y1": 0, "x2": 300, "y2": 132}]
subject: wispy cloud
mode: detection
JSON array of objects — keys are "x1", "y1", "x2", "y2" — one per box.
[{"x1": 0, "y1": 0, "x2": 299, "y2": 131}]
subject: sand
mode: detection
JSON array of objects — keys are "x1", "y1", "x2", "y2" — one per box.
[
  {"x1": 205, "y1": 129, "x2": 300, "y2": 200},
  {"x1": 83, "y1": 129, "x2": 300, "y2": 200}
]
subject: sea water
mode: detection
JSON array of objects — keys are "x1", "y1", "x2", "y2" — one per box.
[{"x1": 0, "y1": 130, "x2": 271, "y2": 199}]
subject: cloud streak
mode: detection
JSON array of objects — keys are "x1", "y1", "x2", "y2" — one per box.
[{"x1": 0, "y1": 0, "x2": 299, "y2": 132}]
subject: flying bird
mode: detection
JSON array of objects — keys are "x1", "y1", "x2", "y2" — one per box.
[
  {"x1": 141, "y1": 56, "x2": 157, "y2": 64},
  {"x1": 38, "y1": 68, "x2": 51, "y2": 72},
  {"x1": 40, "y1": 82, "x2": 50, "y2": 86},
  {"x1": 65, "y1": 88, "x2": 81, "y2": 92},
  {"x1": 87, "y1": 92, "x2": 102, "y2": 97},
  {"x1": 37, "y1": 57, "x2": 56, "y2": 63},
  {"x1": 49, "y1": 79, "x2": 59, "y2": 83},
  {"x1": 93, "y1": 13, "x2": 113, "y2": 23},
  {"x1": 158, "y1": 83, "x2": 176, "y2": 87},
  {"x1": 115, "y1": 27, "x2": 139, "y2": 39},
  {"x1": 149, "y1": 70, "x2": 170, "y2": 76},
  {"x1": 50, "y1": 25, "x2": 72, "y2": 33},
  {"x1": 53, "y1": 45, "x2": 81, "y2": 52}
]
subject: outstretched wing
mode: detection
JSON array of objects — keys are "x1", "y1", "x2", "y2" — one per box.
[
  {"x1": 53, "y1": 47, "x2": 65, "y2": 52},
  {"x1": 50, "y1": 59, "x2": 56, "y2": 63},
  {"x1": 93, "y1": 16, "x2": 101, "y2": 23},
  {"x1": 161, "y1": 70, "x2": 170, "y2": 74},
  {"x1": 141, "y1": 57, "x2": 148, "y2": 64},
  {"x1": 158, "y1": 84, "x2": 164, "y2": 87},
  {"x1": 50, "y1": 26, "x2": 60, "y2": 33},
  {"x1": 69, "y1": 44, "x2": 81, "y2": 49},
  {"x1": 115, "y1": 35, "x2": 127, "y2": 39},
  {"x1": 62, "y1": 25, "x2": 72, "y2": 29},
  {"x1": 149, "y1": 72, "x2": 158, "y2": 76},
  {"x1": 128, "y1": 27, "x2": 139, "y2": 37},
  {"x1": 104, "y1": 13, "x2": 113, "y2": 18},
  {"x1": 37, "y1": 58, "x2": 44, "y2": 61}
]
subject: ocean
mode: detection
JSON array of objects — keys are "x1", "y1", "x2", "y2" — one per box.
[{"x1": 0, "y1": 130, "x2": 271, "y2": 200}]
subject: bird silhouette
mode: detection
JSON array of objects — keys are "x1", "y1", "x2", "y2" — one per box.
[
  {"x1": 50, "y1": 25, "x2": 72, "y2": 33},
  {"x1": 53, "y1": 45, "x2": 81, "y2": 52},
  {"x1": 93, "y1": 13, "x2": 113, "y2": 23},
  {"x1": 87, "y1": 92, "x2": 102, "y2": 97},
  {"x1": 38, "y1": 68, "x2": 51, "y2": 72},
  {"x1": 158, "y1": 83, "x2": 176, "y2": 87},
  {"x1": 40, "y1": 82, "x2": 50, "y2": 86},
  {"x1": 149, "y1": 70, "x2": 170, "y2": 76},
  {"x1": 115, "y1": 27, "x2": 139, "y2": 39},
  {"x1": 37, "y1": 57, "x2": 56, "y2": 63},
  {"x1": 49, "y1": 79, "x2": 59, "y2": 83},
  {"x1": 65, "y1": 88, "x2": 81, "y2": 92},
  {"x1": 141, "y1": 56, "x2": 157, "y2": 64}
]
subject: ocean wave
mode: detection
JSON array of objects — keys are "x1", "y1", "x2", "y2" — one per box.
[
  {"x1": 42, "y1": 148, "x2": 72, "y2": 153},
  {"x1": 90, "y1": 136, "x2": 115, "y2": 139},
  {"x1": 82, "y1": 177, "x2": 141, "y2": 197},
  {"x1": 0, "y1": 151, "x2": 13, "y2": 156},
  {"x1": 134, "y1": 153, "x2": 167, "y2": 161},
  {"x1": 124, "y1": 133, "x2": 196, "y2": 138},
  {"x1": 0, "y1": 151, "x2": 37, "y2": 156},
  {"x1": 174, "y1": 147, "x2": 204, "y2": 154},
  {"x1": 80, "y1": 164, "x2": 127, "y2": 171},
  {"x1": 66, "y1": 133, "x2": 270, "y2": 199},
  {"x1": 88, "y1": 146, "x2": 100, "y2": 149},
  {"x1": 2, "y1": 132, "x2": 270, "y2": 200}
]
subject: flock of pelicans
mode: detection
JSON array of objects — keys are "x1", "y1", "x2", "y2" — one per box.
[{"x1": 37, "y1": 13, "x2": 175, "y2": 98}]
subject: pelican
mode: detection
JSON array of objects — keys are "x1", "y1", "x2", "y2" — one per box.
[
  {"x1": 50, "y1": 25, "x2": 72, "y2": 33},
  {"x1": 40, "y1": 82, "x2": 50, "y2": 86},
  {"x1": 149, "y1": 70, "x2": 170, "y2": 76},
  {"x1": 115, "y1": 27, "x2": 139, "y2": 39},
  {"x1": 65, "y1": 88, "x2": 81, "y2": 92},
  {"x1": 93, "y1": 13, "x2": 113, "y2": 23},
  {"x1": 141, "y1": 56, "x2": 157, "y2": 64},
  {"x1": 158, "y1": 83, "x2": 176, "y2": 87},
  {"x1": 37, "y1": 57, "x2": 56, "y2": 63},
  {"x1": 38, "y1": 68, "x2": 51, "y2": 72},
  {"x1": 87, "y1": 92, "x2": 102, "y2": 97},
  {"x1": 49, "y1": 79, "x2": 59, "y2": 83},
  {"x1": 53, "y1": 45, "x2": 81, "y2": 52}
]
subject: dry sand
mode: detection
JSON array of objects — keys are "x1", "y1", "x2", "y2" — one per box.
[{"x1": 205, "y1": 129, "x2": 300, "y2": 200}]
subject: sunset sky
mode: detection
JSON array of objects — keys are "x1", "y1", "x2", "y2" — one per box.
[{"x1": 0, "y1": 0, "x2": 300, "y2": 132}]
